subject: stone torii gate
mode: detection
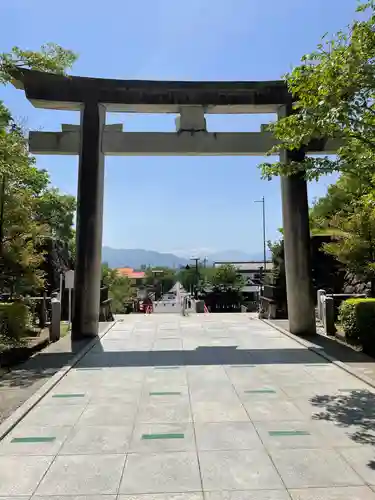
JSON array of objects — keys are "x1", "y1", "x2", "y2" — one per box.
[{"x1": 12, "y1": 70, "x2": 340, "y2": 340}]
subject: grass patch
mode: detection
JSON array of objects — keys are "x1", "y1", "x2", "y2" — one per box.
[{"x1": 60, "y1": 322, "x2": 70, "y2": 338}]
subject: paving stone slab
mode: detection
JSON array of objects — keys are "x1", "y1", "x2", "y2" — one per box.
[
  {"x1": 77, "y1": 403, "x2": 138, "y2": 426},
  {"x1": 253, "y1": 420, "x2": 329, "y2": 450},
  {"x1": 189, "y1": 386, "x2": 240, "y2": 403},
  {"x1": 117, "y1": 494, "x2": 203, "y2": 500},
  {"x1": 130, "y1": 422, "x2": 195, "y2": 453},
  {"x1": 20, "y1": 404, "x2": 87, "y2": 426},
  {"x1": 243, "y1": 399, "x2": 305, "y2": 421},
  {"x1": 289, "y1": 486, "x2": 375, "y2": 500},
  {"x1": 33, "y1": 496, "x2": 116, "y2": 500},
  {"x1": 0, "y1": 424, "x2": 72, "y2": 455},
  {"x1": 89, "y1": 387, "x2": 143, "y2": 403},
  {"x1": 195, "y1": 421, "x2": 263, "y2": 450},
  {"x1": 59, "y1": 424, "x2": 133, "y2": 454},
  {"x1": 198, "y1": 449, "x2": 284, "y2": 491},
  {"x1": 309, "y1": 418, "x2": 375, "y2": 448},
  {"x1": 270, "y1": 448, "x2": 364, "y2": 488},
  {"x1": 0, "y1": 497, "x2": 32, "y2": 500},
  {"x1": 119, "y1": 452, "x2": 201, "y2": 494},
  {"x1": 145, "y1": 370, "x2": 187, "y2": 385},
  {"x1": 339, "y1": 446, "x2": 375, "y2": 485},
  {"x1": 192, "y1": 400, "x2": 249, "y2": 423},
  {"x1": 137, "y1": 399, "x2": 192, "y2": 423},
  {"x1": 205, "y1": 491, "x2": 291, "y2": 500},
  {"x1": 280, "y1": 383, "x2": 363, "y2": 399},
  {"x1": 35, "y1": 454, "x2": 126, "y2": 496},
  {"x1": 37, "y1": 392, "x2": 91, "y2": 406},
  {"x1": 0, "y1": 455, "x2": 53, "y2": 496}
]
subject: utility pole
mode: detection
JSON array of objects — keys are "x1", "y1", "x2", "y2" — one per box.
[
  {"x1": 190, "y1": 257, "x2": 200, "y2": 299},
  {"x1": 255, "y1": 196, "x2": 267, "y2": 294},
  {"x1": 151, "y1": 269, "x2": 164, "y2": 300}
]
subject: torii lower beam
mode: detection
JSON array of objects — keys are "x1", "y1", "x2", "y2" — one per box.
[{"x1": 30, "y1": 130, "x2": 342, "y2": 156}]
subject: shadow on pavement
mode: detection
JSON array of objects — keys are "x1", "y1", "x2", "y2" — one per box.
[
  {"x1": 311, "y1": 389, "x2": 375, "y2": 470},
  {"x1": 22, "y1": 345, "x2": 331, "y2": 370},
  {"x1": 0, "y1": 338, "x2": 95, "y2": 390},
  {"x1": 269, "y1": 319, "x2": 375, "y2": 364}
]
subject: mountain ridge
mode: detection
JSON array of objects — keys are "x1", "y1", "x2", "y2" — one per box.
[{"x1": 102, "y1": 246, "x2": 271, "y2": 269}]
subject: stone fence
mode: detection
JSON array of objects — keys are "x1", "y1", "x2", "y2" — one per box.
[{"x1": 317, "y1": 289, "x2": 366, "y2": 336}]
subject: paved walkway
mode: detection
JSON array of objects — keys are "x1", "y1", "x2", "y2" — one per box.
[
  {"x1": 1, "y1": 313, "x2": 375, "y2": 499},
  {"x1": 0, "y1": 322, "x2": 112, "y2": 425}
]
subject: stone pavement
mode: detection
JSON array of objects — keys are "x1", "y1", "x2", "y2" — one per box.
[
  {"x1": 0, "y1": 322, "x2": 112, "y2": 425},
  {"x1": 1, "y1": 313, "x2": 375, "y2": 499}
]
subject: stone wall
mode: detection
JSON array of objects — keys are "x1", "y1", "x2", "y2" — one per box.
[{"x1": 343, "y1": 271, "x2": 370, "y2": 296}]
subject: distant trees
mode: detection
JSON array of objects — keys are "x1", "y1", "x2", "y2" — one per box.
[
  {"x1": 178, "y1": 263, "x2": 244, "y2": 294},
  {"x1": 144, "y1": 267, "x2": 177, "y2": 298},
  {"x1": 210, "y1": 264, "x2": 244, "y2": 292}
]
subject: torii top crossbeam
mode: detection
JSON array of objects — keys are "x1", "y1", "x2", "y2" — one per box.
[{"x1": 12, "y1": 69, "x2": 293, "y2": 113}]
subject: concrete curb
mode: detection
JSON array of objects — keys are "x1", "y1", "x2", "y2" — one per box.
[
  {"x1": 262, "y1": 318, "x2": 375, "y2": 391},
  {"x1": 0, "y1": 321, "x2": 115, "y2": 441}
]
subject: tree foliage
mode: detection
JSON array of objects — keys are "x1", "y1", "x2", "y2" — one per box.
[
  {"x1": 0, "y1": 43, "x2": 77, "y2": 85},
  {"x1": 144, "y1": 267, "x2": 177, "y2": 297},
  {"x1": 260, "y1": 1, "x2": 375, "y2": 181},
  {"x1": 0, "y1": 44, "x2": 77, "y2": 295},
  {"x1": 102, "y1": 263, "x2": 135, "y2": 313},
  {"x1": 210, "y1": 264, "x2": 244, "y2": 292},
  {"x1": 321, "y1": 204, "x2": 375, "y2": 294},
  {"x1": 177, "y1": 266, "x2": 199, "y2": 292},
  {"x1": 309, "y1": 171, "x2": 375, "y2": 294}
]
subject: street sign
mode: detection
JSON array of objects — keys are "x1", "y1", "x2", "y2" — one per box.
[
  {"x1": 65, "y1": 270, "x2": 75, "y2": 289},
  {"x1": 64, "y1": 270, "x2": 74, "y2": 328}
]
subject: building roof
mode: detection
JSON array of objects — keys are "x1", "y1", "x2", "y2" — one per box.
[{"x1": 116, "y1": 268, "x2": 146, "y2": 279}]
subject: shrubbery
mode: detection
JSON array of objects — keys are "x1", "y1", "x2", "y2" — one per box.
[
  {"x1": 0, "y1": 301, "x2": 32, "y2": 340},
  {"x1": 339, "y1": 298, "x2": 375, "y2": 353}
]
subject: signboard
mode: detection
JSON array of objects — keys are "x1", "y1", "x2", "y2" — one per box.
[{"x1": 65, "y1": 270, "x2": 75, "y2": 289}]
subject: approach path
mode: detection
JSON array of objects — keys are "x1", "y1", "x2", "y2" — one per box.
[{"x1": 0, "y1": 313, "x2": 375, "y2": 499}]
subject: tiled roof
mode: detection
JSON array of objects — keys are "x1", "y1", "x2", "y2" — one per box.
[{"x1": 116, "y1": 267, "x2": 146, "y2": 279}]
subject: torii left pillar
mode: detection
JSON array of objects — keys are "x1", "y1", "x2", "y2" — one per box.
[{"x1": 72, "y1": 102, "x2": 106, "y2": 340}]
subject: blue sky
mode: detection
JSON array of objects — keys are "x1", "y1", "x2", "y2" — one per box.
[{"x1": 1, "y1": 0, "x2": 357, "y2": 257}]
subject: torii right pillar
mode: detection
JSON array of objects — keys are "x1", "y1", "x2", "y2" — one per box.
[{"x1": 278, "y1": 105, "x2": 316, "y2": 336}]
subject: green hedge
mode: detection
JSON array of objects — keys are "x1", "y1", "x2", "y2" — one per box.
[
  {"x1": 339, "y1": 298, "x2": 375, "y2": 352},
  {"x1": 0, "y1": 301, "x2": 31, "y2": 339}
]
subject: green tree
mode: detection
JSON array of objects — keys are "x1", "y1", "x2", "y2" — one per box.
[
  {"x1": 102, "y1": 263, "x2": 135, "y2": 313},
  {"x1": 260, "y1": 1, "x2": 375, "y2": 181},
  {"x1": 310, "y1": 172, "x2": 375, "y2": 230},
  {"x1": 321, "y1": 202, "x2": 375, "y2": 295},
  {"x1": 177, "y1": 266, "x2": 199, "y2": 293},
  {"x1": 0, "y1": 44, "x2": 77, "y2": 294},
  {"x1": 36, "y1": 188, "x2": 76, "y2": 244},
  {"x1": 144, "y1": 267, "x2": 177, "y2": 298},
  {"x1": 210, "y1": 264, "x2": 244, "y2": 292},
  {"x1": 0, "y1": 43, "x2": 77, "y2": 84}
]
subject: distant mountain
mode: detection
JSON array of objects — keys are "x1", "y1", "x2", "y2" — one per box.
[
  {"x1": 102, "y1": 247, "x2": 189, "y2": 269},
  {"x1": 101, "y1": 247, "x2": 271, "y2": 269},
  {"x1": 207, "y1": 250, "x2": 257, "y2": 262}
]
